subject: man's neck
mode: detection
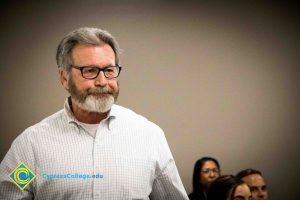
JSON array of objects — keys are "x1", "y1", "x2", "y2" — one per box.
[{"x1": 70, "y1": 99, "x2": 109, "y2": 124}]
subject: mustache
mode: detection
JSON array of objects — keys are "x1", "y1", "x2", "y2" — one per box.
[{"x1": 87, "y1": 87, "x2": 113, "y2": 95}]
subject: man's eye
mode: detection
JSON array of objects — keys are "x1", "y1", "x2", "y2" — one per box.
[
  {"x1": 105, "y1": 67, "x2": 117, "y2": 73},
  {"x1": 261, "y1": 186, "x2": 267, "y2": 191},
  {"x1": 250, "y1": 187, "x2": 259, "y2": 192},
  {"x1": 83, "y1": 68, "x2": 98, "y2": 73}
]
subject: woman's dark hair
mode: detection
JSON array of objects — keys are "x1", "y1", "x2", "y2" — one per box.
[
  {"x1": 207, "y1": 175, "x2": 245, "y2": 200},
  {"x1": 191, "y1": 157, "x2": 220, "y2": 198}
]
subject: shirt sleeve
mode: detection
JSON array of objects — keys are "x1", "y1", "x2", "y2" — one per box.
[
  {"x1": 150, "y1": 158, "x2": 189, "y2": 200},
  {"x1": 149, "y1": 125, "x2": 189, "y2": 200},
  {"x1": 0, "y1": 131, "x2": 35, "y2": 199}
]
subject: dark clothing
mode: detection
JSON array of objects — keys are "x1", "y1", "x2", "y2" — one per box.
[{"x1": 188, "y1": 192, "x2": 206, "y2": 200}]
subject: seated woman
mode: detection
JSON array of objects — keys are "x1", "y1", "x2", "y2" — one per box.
[
  {"x1": 207, "y1": 175, "x2": 253, "y2": 200},
  {"x1": 189, "y1": 157, "x2": 221, "y2": 200}
]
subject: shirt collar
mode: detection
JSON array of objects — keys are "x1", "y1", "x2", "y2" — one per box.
[{"x1": 64, "y1": 97, "x2": 79, "y2": 124}]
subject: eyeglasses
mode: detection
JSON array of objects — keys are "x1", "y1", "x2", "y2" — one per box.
[
  {"x1": 201, "y1": 169, "x2": 220, "y2": 174},
  {"x1": 71, "y1": 65, "x2": 122, "y2": 79}
]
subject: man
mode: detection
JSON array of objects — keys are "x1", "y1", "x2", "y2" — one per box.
[
  {"x1": 0, "y1": 27, "x2": 188, "y2": 200},
  {"x1": 236, "y1": 168, "x2": 269, "y2": 200}
]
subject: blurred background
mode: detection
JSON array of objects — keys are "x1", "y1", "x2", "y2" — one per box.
[{"x1": 0, "y1": 1, "x2": 299, "y2": 199}]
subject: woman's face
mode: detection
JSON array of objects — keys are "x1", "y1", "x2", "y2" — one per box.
[
  {"x1": 200, "y1": 160, "x2": 220, "y2": 187},
  {"x1": 229, "y1": 183, "x2": 253, "y2": 200}
]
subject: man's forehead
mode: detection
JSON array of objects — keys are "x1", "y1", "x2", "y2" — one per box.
[
  {"x1": 71, "y1": 43, "x2": 115, "y2": 65},
  {"x1": 242, "y1": 174, "x2": 266, "y2": 186}
]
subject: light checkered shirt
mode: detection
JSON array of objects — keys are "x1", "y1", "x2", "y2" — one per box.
[{"x1": 0, "y1": 98, "x2": 188, "y2": 200}]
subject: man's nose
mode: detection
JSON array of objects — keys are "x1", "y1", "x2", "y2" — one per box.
[
  {"x1": 257, "y1": 189, "x2": 265, "y2": 197},
  {"x1": 95, "y1": 71, "x2": 108, "y2": 87}
]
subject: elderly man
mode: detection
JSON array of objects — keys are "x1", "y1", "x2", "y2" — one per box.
[
  {"x1": 0, "y1": 27, "x2": 188, "y2": 200},
  {"x1": 236, "y1": 168, "x2": 269, "y2": 200}
]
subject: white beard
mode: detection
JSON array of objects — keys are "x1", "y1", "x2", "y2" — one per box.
[
  {"x1": 67, "y1": 75, "x2": 119, "y2": 113},
  {"x1": 73, "y1": 93, "x2": 115, "y2": 113}
]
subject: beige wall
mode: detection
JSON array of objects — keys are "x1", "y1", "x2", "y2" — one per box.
[{"x1": 0, "y1": 1, "x2": 299, "y2": 199}]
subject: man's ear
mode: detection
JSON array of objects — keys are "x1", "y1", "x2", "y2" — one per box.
[{"x1": 60, "y1": 70, "x2": 69, "y2": 90}]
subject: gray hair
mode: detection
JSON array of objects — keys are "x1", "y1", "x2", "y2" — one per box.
[{"x1": 56, "y1": 27, "x2": 120, "y2": 72}]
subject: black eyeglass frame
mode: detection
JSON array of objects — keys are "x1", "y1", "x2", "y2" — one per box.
[{"x1": 70, "y1": 64, "x2": 122, "y2": 80}]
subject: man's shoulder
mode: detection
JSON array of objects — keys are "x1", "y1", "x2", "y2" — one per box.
[
  {"x1": 31, "y1": 109, "x2": 66, "y2": 129},
  {"x1": 111, "y1": 104, "x2": 146, "y2": 119},
  {"x1": 113, "y1": 104, "x2": 151, "y2": 121},
  {"x1": 112, "y1": 104, "x2": 162, "y2": 129},
  {"x1": 9, "y1": 109, "x2": 66, "y2": 149},
  {"x1": 18, "y1": 109, "x2": 66, "y2": 138}
]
